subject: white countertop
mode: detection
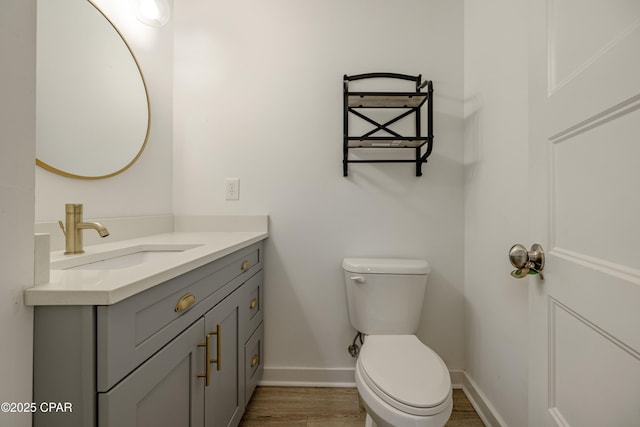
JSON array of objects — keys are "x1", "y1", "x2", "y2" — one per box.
[{"x1": 24, "y1": 231, "x2": 268, "y2": 306}]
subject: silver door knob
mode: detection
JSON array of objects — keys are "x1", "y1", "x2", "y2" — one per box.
[{"x1": 509, "y1": 243, "x2": 545, "y2": 279}]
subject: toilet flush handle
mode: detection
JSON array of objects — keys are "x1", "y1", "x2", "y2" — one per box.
[{"x1": 350, "y1": 276, "x2": 365, "y2": 283}]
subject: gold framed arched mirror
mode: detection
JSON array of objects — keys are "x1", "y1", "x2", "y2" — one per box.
[{"x1": 36, "y1": 0, "x2": 150, "y2": 179}]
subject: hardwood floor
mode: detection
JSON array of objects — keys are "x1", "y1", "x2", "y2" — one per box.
[{"x1": 240, "y1": 386, "x2": 485, "y2": 426}]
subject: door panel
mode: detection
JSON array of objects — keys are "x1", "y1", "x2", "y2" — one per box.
[
  {"x1": 547, "y1": 0, "x2": 640, "y2": 134},
  {"x1": 98, "y1": 319, "x2": 205, "y2": 427},
  {"x1": 552, "y1": 107, "x2": 640, "y2": 269},
  {"x1": 529, "y1": 0, "x2": 640, "y2": 426},
  {"x1": 549, "y1": 298, "x2": 640, "y2": 427},
  {"x1": 205, "y1": 290, "x2": 242, "y2": 427},
  {"x1": 549, "y1": 0, "x2": 640, "y2": 92}
]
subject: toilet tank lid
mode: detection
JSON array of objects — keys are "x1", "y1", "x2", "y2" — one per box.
[{"x1": 342, "y1": 258, "x2": 430, "y2": 275}]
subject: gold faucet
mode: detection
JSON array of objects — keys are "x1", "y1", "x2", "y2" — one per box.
[{"x1": 58, "y1": 203, "x2": 110, "y2": 254}]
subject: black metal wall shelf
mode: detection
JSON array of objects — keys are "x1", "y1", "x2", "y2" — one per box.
[{"x1": 343, "y1": 73, "x2": 434, "y2": 177}]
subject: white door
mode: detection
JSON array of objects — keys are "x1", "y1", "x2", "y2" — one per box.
[{"x1": 528, "y1": 1, "x2": 640, "y2": 426}]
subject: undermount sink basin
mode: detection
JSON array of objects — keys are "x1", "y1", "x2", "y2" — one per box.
[{"x1": 52, "y1": 244, "x2": 204, "y2": 271}]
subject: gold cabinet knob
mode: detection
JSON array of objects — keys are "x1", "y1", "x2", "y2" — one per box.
[
  {"x1": 251, "y1": 354, "x2": 260, "y2": 368},
  {"x1": 249, "y1": 298, "x2": 258, "y2": 310},
  {"x1": 241, "y1": 260, "x2": 251, "y2": 271}
]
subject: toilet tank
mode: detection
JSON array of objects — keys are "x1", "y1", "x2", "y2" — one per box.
[{"x1": 342, "y1": 258, "x2": 430, "y2": 335}]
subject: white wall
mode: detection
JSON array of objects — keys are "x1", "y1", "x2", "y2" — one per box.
[
  {"x1": 0, "y1": 1, "x2": 36, "y2": 426},
  {"x1": 463, "y1": 0, "x2": 529, "y2": 425},
  {"x1": 174, "y1": 0, "x2": 465, "y2": 380},
  {"x1": 34, "y1": 0, "x2": 174, "y2": 222}
]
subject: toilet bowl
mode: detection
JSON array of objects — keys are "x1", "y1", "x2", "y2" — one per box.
[
  {"x1": 355, "y1": 335, "x2": 452, "y2": 427},
  {"x1": 342, "y1": 258, "x2": 452, "y2": 427}
]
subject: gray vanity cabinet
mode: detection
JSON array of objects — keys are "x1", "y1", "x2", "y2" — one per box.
[
  {"x1": 34, "y1": 241, "x2": 264, "y2": 427},
  {"x1": 99, "y1": 283, "x2": 245, "y2": 427}
]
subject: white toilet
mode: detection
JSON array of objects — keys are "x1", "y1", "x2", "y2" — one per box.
[{"x1": 342, "y1": 258, "x2": 452, "y2": 427}]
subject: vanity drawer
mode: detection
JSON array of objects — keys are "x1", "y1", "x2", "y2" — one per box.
[
  {"x1": 96, "y1": 242, "x2": 262, "y2": 392},
  {"x1": 240, "y1": 271, "x2": 263, "y2": 343},
  {"x1": 244, "y1": 322, "x2": 264, "y2": 405}
]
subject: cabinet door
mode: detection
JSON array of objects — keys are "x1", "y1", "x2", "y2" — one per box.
[
  {"x1": 98, "y1": 319, "x2": 205, "y2": 427},
  {"x1": 204, "y1": 288, "x2": 243, "y2": 427}
]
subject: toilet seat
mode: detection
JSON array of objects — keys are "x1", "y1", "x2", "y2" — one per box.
[{"x1": 358, "y1": 335, "x2": 451, "y2": 417}]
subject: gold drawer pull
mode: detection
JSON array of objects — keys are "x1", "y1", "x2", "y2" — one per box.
[
  {"x1": 197, "y1": 334, "x2": 211, "y2": 386},
  {"x1": 209, "y1": 323, "x2": 222, "y2": 371},
  {"x1": 249, "y1": 298, "x2": 258, "y2": 310},
  {"x1": 175, "y1": 293, "x2": 196, "y2": 312},
  {"x1": 241, "y1": 260, "x2": 251, "y2": 271},
  {"x1": 197, "y1": 323, "x2": 222, "y2": 387},
  {"x1": 251, "y1": 354, "x2": 260, "y2": 368}
]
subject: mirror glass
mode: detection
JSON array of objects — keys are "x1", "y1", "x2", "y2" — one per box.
[{"x1": 36, "y1": 0, "x2": 150, "y2": 179}]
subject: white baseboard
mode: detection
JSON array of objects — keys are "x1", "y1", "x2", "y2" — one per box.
[
  {"x1": 461, "y1": 372, "x2": 508, "y2": 427},
  {"x1": 260, "y1": 367, "x2": 356, "y2": 387},
  {"x1": 260, "y1": 367, "x2": 466, "y2": 390},
  {"x1": 449, "y1": 369, "x2": 465, "y2": 389}
]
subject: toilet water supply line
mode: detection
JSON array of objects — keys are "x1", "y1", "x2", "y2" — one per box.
[{"x1": 348, "y1": 331, "x2": 365, "y2": 357}]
